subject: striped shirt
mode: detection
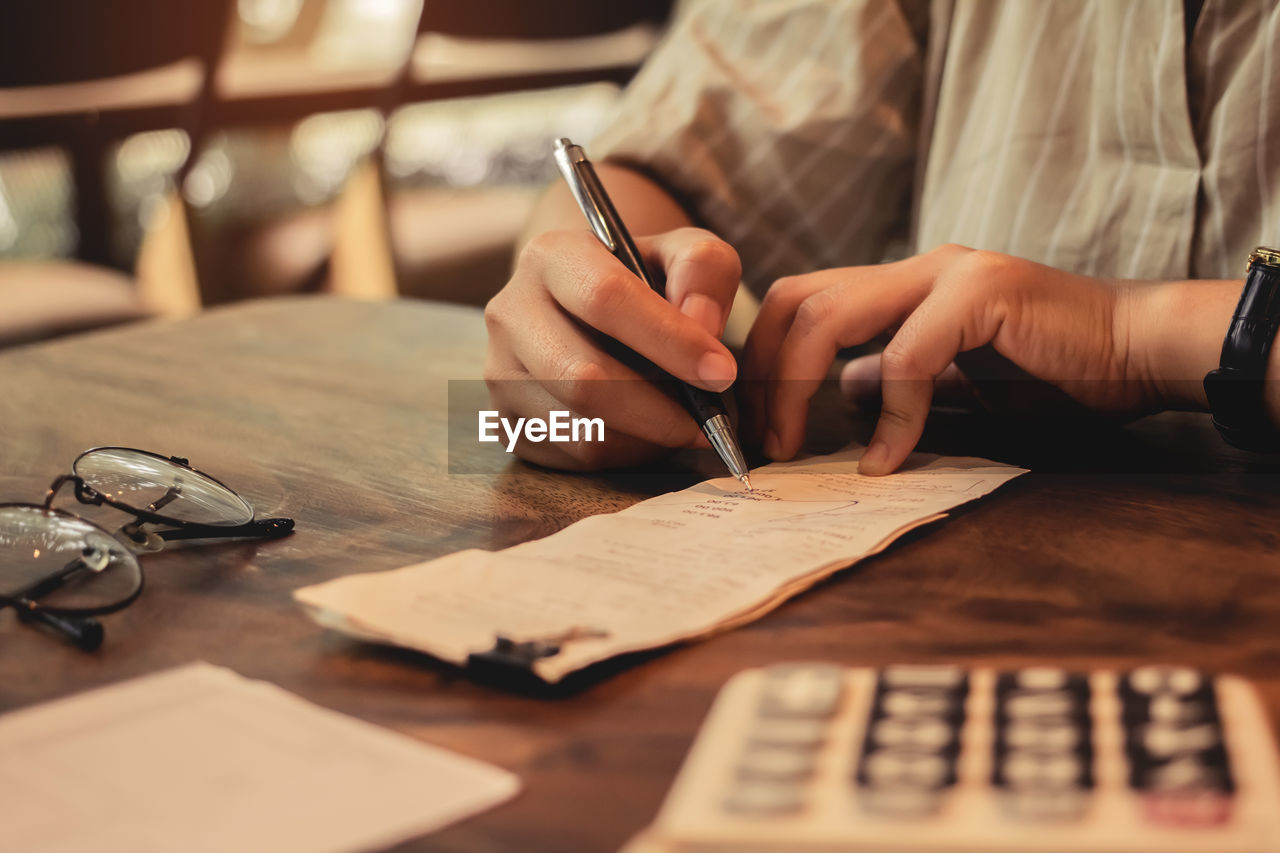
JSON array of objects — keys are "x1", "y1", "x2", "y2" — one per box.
[{"x1": 592, "y1": 0, "x2": 1280, "y2": 298}]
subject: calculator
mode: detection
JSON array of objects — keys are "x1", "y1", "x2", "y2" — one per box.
[{"x1": 624, "y1": 664, "x2": 1280, "y2": 852}]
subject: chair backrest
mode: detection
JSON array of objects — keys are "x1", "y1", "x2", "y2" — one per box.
[
  {"x1": 402, "y1": 0, "x2": 675, "y2": 102},
  {"x1": 0, "y1": 1, "x2": 229, "y2": 88},
  {"x1": 0, "y1": 2, "x2": 234, "y2": 269},
  {"x1": 416, "y1": 0, "x2": 673, "y2": 40}
]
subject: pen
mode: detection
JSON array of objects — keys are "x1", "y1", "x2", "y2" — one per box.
[{"x1": 553, "y1": 138, "x2": 752, "y2": 491}]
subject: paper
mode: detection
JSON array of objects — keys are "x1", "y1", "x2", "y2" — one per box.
[
  {"x1": 296, "y1": 446, "x2": 1027, "y2": 682},
  {"x1": 0, "y1": 663, "x2": 519, "y2": 853}
]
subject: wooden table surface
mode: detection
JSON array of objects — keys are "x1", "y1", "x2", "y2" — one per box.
[{"x1": 3, "y1": 296, "x2": 1280, "y2": 852}]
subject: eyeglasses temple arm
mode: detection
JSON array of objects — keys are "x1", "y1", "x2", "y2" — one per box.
[
  {"x1": 42, "y1": 474, "x2": 82, "y2": 509},
  {"x1": 144, "y1": 483, "x2": 183, "y2": 514},
  {"x1": 155, "y1": 517, "x2": 295, "y2": 542},
  {"x1": 7, "y1": 597, "x2": 104, "y2": 652},
  {"x1": 20, "y1": 555, "x2": 97, "y2": 600}
]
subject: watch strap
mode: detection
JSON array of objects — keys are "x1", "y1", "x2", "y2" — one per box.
[{"x1": 1203, "y1": 248, "x2": 1280, "y2": 451}]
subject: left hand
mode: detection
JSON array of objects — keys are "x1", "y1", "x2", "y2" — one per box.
[{"x1": 742, "y1": 244, "x2": 1160, "y2": 475}]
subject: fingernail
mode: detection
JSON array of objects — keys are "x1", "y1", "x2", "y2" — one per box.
[
  {"x1": 859, "y1": 440, "x2": 891, "y2": 475},
  {"x1": 680, "y1": 293, "x2": 723, "y2": 336},
  {"x1": 696, "y1": 351, "x2": 737, "y2": 391},
  {"x1": 763, "y1": 430, "x2": 781, "y2": 459}
]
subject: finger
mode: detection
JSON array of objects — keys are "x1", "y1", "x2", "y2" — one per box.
[
  {"x1": 763, "y1": 259, "x2": 942, "y2": 460},
  {"x1": 637, "y1": 228, "x2": 741, "y2": 337},
  {"x1": 840, "y1": 356, "x2": 974, "y2": 409},
  {"x1": 743, "y1": 248, "x2": 969, "y2": 390},
  {"x1": 933, "y1": 362, "x2": 975, "y2": 408},
  {"x1": 741, "y1": 273, "x2": 834, "y2": 387},
  {"x1": 496, "y1": 280, "x2": 704, "y2": 450},
  {"x1": 738, "y1": 272, "x2": 835, "y2": 444},
  {"x1": 523, "y1": 230, "x2": 737, "y2": 392},
  {"x1": 861, "y1": 272, "x2": 1006, "y2": 475},
  {"x1": 839, "y1": 354, "x2": 883, "y2": 405}
]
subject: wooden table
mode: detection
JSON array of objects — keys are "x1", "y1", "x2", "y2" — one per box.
[{"x1": 3, "y1": 296, "x2": 1280, "y2": 852}]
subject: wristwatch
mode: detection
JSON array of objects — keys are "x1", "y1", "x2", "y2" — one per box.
[{"x1": 1203, "y1": 246, "x2": 1280, "y2": 451}]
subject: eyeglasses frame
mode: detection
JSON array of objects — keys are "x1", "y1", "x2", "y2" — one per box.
[{"x1": 0, "y1": 446, "x2": 294, "y2": 651}]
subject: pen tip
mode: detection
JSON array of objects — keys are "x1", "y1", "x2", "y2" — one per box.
[{"x1": 740, "y1": 474, "x2": 753, "y2": 492}]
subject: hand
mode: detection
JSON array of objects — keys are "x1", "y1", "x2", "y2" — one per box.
[
  {"x1": 743, "y1": 244, "x2": 1165, "y2": 475},
  {"x1": 484, "y1": 227, "x2": 742, "y2": 469}
]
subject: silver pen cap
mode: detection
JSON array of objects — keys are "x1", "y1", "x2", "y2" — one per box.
[{"x1": 553, "y1": 138, "x2": 615, "y2": 251}]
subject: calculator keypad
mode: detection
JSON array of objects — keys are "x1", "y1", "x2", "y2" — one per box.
[
  {"x1": 684, "y1": 664, "x2": 1270, "y2": 851},
  {"x1": 993, "y1": 668, "x2": 1093, "y2": 821},
  {"x1": 1120, "y1": 666, "x2": 1234, "y2": 827},
  {"x1": 855, "y1": 666, "x2": 968, "y2": 815},
  {"x1": 756, "y1": 664, "x2": 844, "y2": 719},
  {"x1": 721, "y1": 664, "x2": 844, "y2": 815}
]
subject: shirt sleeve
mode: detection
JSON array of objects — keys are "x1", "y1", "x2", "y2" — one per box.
[{"x1": 591, "y1": 0, "x2": 928, "y2": 297}]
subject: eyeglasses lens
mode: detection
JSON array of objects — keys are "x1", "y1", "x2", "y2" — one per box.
[
  {"x1": 0, "y1": 506, "x2": 142, "y2": 611},
  {"x1": 73, "y1": 449, "x2": 254, "y2": 526}
]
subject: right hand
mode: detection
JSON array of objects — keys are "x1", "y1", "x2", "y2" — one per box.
[{"x1": 484, "y1": 227, "x2": 742, "y2": 469}]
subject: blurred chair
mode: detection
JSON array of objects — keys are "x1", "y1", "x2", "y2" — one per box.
[
  {"x1": 381, "y1": 0, "x2": 674, "y2": 306},
  {"x1": 0, "y1": 262, "x2": 148, "y2": 348},
  {"x1": 0, "y1": 1, "x2": 232, "y2": 268},
  {"x1": 164, "y1": 0, "x2": 674, "y2": 308},
  {"x1": 403, "y1": 0, "x2": 673, "y2": 102},
  {"x1": 0, "y1": 1, "x2": 234, "y2": 345},
  {"x1": 210, "y1": 0, "x2": 419, "y2": 126},
  {"x1": 188, "y1": 0, "x2": 424, "y2": 305}
]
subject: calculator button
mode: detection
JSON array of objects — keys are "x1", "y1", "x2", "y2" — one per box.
[
  {"x1": 1141, "y1": 722, "x2": 1221, "y2": 758},
  {"x1": 1142, "y1": 791, "x2": 1233, "y2": 827},
  {"x1": 1004, "y1": 690, "x2": 1078, "y2": 719},
  {"x1": 998, "y1": 670, "x2": 1090, "y2": 699},
  {"x1": 758, "y1": 665, "x2": 844, "y2": 719},
  {"x1": 722, "y1": 781, "x2": 806, "y2": 815},
  {"x1": 1129, "y1": 751, "x2": 1233, "y2": 793},
  {"x1": 1004, "y1": 719, "x2": 1080, "y2": 751},
  {"x1": 1149, "y1": 694, "x2": 1212, "y2": 725},
  {"x1": 1119, "y1": 669, "x2": 1217, "y2": 730},
  {"x1": 870, "y1": 717, "x2": 953, "y2": 751},
  {"x1": 1014, "y1": 668, "x2": 1071, "y2": 690},
  {"x1": 1128, "y1": 666, "x2": 1204, "y2": 696},
  {"x1": 1002, "y1": 752, "x2": 1084, "y2": 789},
  {"x1": 1140, "y1": 755, "x2": 1232, "y2": 792},
  {"x1": 861, "y1": 750, "x2": 950, "y2": 790},
  {"x1": 747, "y1": 719, "x2": 828, "y2": 749},
  {"x1": 880, "y1": 665, "x2": 966, "y2": 690},
  {"x1": 880, "y1": 689, "x2": 955, "y2": 719},
  {"x1": 736, "y1": 746, "x2": 818, "y2": 782}
]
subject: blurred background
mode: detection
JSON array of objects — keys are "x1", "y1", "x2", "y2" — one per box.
[{"x1": 0, "y1": 0, "x2": 674, "y2": 348}]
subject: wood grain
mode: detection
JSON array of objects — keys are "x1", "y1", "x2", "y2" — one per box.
[{"x1": 2, "y1": 295, "x2": 1279, "y2": 852}]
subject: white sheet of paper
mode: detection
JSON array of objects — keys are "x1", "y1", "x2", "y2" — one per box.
[
  {"x1": 0, "y1": 663, "x2": 519, "y2": 853},
  {"x1": 296, "y1": 445, "x2": 1027, "y2": 682}
]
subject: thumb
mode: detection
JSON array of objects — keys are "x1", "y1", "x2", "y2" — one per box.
[{"x1": 637, "y1": 227, "x2": 741, "y2": 338}]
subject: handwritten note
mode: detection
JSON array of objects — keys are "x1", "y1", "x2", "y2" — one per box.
[{"x1": 295, "y1": 446, "x2": 1027, "y2": 682}]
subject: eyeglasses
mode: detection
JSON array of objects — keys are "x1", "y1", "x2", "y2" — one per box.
[{"x1": 0, "y1": 447, "x2": 294, "y2": 651}]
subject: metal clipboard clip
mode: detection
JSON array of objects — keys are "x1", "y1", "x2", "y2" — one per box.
[{"x1": 467, "y1": 626, "x2": 610, "y2": 673}]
